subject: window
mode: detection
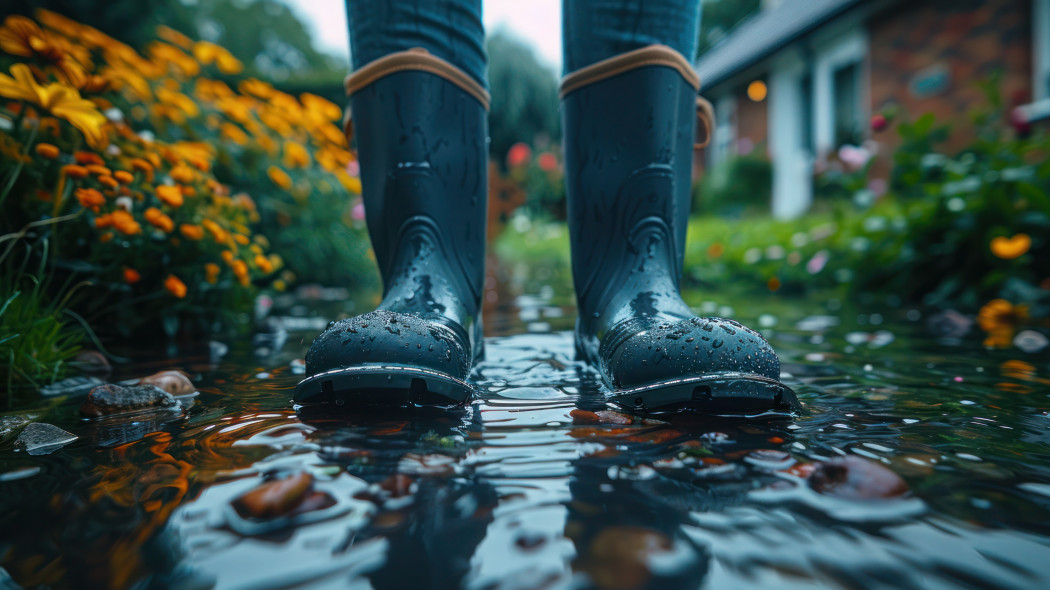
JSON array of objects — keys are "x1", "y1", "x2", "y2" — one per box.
[
  {"x1": 832, "y1": 62, "x2": 862, "y2": 146},
  {"x1": 800, "y1": 73, "x2": 814, "y2": 154},
  {"x1": 1036, "y1": 0, "x2": 1050, "y2": 100}
]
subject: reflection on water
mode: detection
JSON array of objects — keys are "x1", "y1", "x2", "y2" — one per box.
[{"x1": 2, "y1": 282, "x2": 1050, "y2": 589}]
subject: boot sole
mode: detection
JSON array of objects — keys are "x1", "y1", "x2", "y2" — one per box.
[
  {"x1": 607, "y1": 372, "x2": 801, "y2": 416},
  {"x1": 294, "y1": 365, "x2": 474, "y2": 409}
]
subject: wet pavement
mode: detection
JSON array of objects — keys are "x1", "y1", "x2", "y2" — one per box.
[{"x1": 2, "y1": 283, "x2": 1050, "y2": 589}]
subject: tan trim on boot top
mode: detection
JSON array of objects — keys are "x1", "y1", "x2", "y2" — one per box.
[
  {"x1": 344, "y1": 48, "x2": 490, "y2": 110},
  {"x1": 559, "y1": 45, "x2": 700, "y2": 99}
]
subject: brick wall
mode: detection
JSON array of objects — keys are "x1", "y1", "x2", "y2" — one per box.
[
  {"x1": 693, "y1": 83, "x2": 770, "y2": 180},
  {"x1": 868, "y1": 0, "x2": 1033, "y2": 176}
]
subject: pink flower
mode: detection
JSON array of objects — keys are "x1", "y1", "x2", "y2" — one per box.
[
  {"x1": 871, "y1": 114, "x2": 888, "y2": 132},
  {"x1": 838, "y1": 144, "x2": 871, "y2": 171},
  {"x1": 351, "y1": 201, "x2": 365, "y2": 221},
  {"x1": 807, "y1": 250, "x2": 829, "y2": 274},
  {"x1": 506, "y1": 142, "x2": 531, "y2": 168},
  {"x1": 537, "y1": 152, "x2": 557, "y2": 172}
]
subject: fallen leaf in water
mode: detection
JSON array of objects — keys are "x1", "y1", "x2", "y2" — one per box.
[{"x1": 584, "y1": 526, "x2": 674, "y2": 590}]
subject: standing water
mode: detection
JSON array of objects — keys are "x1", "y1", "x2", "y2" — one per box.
[{"x1": 2, "y1": 278, "x2": 1050, "y2": 589}]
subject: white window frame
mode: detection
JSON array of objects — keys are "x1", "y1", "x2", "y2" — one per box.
[
  {"x1": 1035, "y1": 0, "x2": 1050, "y2": 101},
  {"x1": 811, "y1": 27, "x2": 869, "y2": 156},
  {"x1": 709, "y1": 93, "x2": 737, "y2": 166}
]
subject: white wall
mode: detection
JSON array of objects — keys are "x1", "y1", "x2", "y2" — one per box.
[{"x1": 769, "y1": 48, "x2": 813, "y2": 219}]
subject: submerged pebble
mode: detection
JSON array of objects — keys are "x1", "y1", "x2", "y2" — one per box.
[
  {"x1": 80, "y1": 383, "x2": 179, "y2": 417},
  {"x1": 233, "y1": 472, "x2": 314, "y2": 520},
  {"x1": 138, "y1": 370, "x2": 196, "y2": 395},
  {"x1": 807, "y1": 456, "x2": 909, "y2": 499}
]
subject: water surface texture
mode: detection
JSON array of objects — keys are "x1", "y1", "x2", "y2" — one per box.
[{"x1": 2, "y1": 286, "x2": 1050, "y2": 589}]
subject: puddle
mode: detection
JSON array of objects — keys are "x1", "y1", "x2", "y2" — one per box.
[{"x1": 2, "y1": 277, "x2": 1050, "y2": 588}]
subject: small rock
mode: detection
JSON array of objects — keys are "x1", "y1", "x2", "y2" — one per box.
[
  {"x1": 72, "y1": 350, "x2": 111, "y2": 376},
  {"x1": 16, "y1": 423, "x2": 78, "y2": 455},
  {"x1": 80, "y1": 384, "x2": 179, "y2": 417},
  {"x1": 808, "y1": 456, "x2": 909, "y2": 499},
  {"x1": 926, "y1": 309, "x2": 972, "y2": 339},
  {"x1": 570, "y1": 409, "x2": 659, "y2": 426},
  {"x1": 233, "y1": 472, "x2": 314, "y2": 520},
  {"x1": 1014, "y1": 330, "x2": 1048, "y2": 354},
  {"x1": 139, "y1": 370, "x2": 196, "y2": 395},
  {"x1": 290, "y1": 359, "x2": 306, "y2": 375},
  {"x1": 209, "y1": 340, "x2": 229, "y2": 361}
]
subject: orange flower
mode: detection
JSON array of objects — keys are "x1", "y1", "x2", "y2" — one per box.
[
  {"x1": 977, "y1": 299, "x2": 1029, "y2": 348},
  {"x1": 130, "y1": 157, "x2": 154, "y2": 181},
  {"x1": 123, "y1": 267, "x2": 141, "y2": 284},
  {"x1": 144, "y1": 207, "x2": 174, "y2": 232},
  {"x1": 164, "y1": 274, "x2": 187, "y2": 298},
  {"x1": 233, "y1": 233, "x2": 250, "y2": 246},
  {"x1": 75, "y1": 187, "x2": 105, "y2": 211},
  {"x1": 169, "y1": 163, "x2": 196, "y2": 184},
  {"x1": 35, "y1": 143, "x2": 59, "y2": 159},
  {"x1": 156, "y1": 25, "x2": 192, "y2": 50},
  {"x1": 179, "y1": 223, "x2": 204, "y2": 240},
  {"x1": 113, "y1": 170, "x2": 133, "y2": 184},
  {"x1": 231, "y1": 259, "x2": 250, "y2": 286},
  {"x1": 201, "y1": 218, "x2": 228, "y2": 243},
  {"x1": 990, "y1": 234, "x2": 1031, "y2": 260},
  {"x1": 204, "y1": 262, "x2": 221, "y2": 284},
  {"x1": 86, "y1": 164, "x2": 112, "y2": 176},
  {"x1": 300, "y1": 92, "x2": 342, "y2": 122},
  {"x1": 74, "y1": 151, "x2": 104, "y2": 165},
  {"x1": 0, "y1": 15, "x2": 87, "y2": 84},
  {"x1": 221, "y1": 250, "x2": 235, "y2": 265},
  {"x1": 192, "y1": 41, "x2": 243, "y2": 74},
  {"x1": 156, "y1": 184, "x2": 183, "y2": 208},
  {"x1": 63, "y1": 164, "x2": 89, "y2": 179},
  {"x1": 97, "y1": 175, "x2": 118, "y2": 189},
  {"x1": 254, "y1": 254, "x2": 273, "y2": 274},
  {"x1": 267, "y1": 165, "x2": 292, "y2": 190},
  {"x1": 110, "y1": 209, "x2": 141, "y2": 235},
  {"x1": 220, "y1": 122, "x2": 249, "y2": 145}
]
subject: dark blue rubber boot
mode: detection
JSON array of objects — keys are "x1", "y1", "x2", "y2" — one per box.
[
  {"x1": 560, "y1": 46, "x2": 799, "y2": 415},
  {"x1": 296, "y1": 50, "x2": 489, "y2": 409}
]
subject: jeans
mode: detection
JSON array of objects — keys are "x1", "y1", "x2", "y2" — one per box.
[{"x1": 345, "y1": 0, "x2": 702, "y2": 83}]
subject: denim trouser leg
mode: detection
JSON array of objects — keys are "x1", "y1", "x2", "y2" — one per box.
[
  {"x1": 344, "y1": 0, "x2": 487, "y2": 87},
  {"x1": 562, "y1": 0, "x2": 702, "y2": 73}
]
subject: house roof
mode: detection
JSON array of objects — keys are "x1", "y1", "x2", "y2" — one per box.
[{"x1": 696, "y1": 0, "x2": 867, "y2": 90}]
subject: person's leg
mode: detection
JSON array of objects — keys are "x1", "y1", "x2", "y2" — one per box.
[
  {"x1": 559, "y1": 0, "x2": 798, "y2": 413},
  {"x1": 297, "y1": 1, "x2": 489, "y2": 408},
  {"x1": 346, "y1": 0, "x2": 486, "y2": 85},
  {"x1": 562, "y1": 0, "x2": 700, "y2": 74}
]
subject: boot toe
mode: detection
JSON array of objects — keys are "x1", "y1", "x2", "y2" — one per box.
[
  {"x1": 605, "y1": 316, "x2": 780, "y2": 389},
  {"x1": 305, "y1": 310, "x2": 471, "y2": 380}
]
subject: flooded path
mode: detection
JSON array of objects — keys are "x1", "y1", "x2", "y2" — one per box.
[{"x1": 2, "y1": 283, "x2": 1050, "y2": 589}]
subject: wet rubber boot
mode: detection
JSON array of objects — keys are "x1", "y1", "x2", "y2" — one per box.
[
  {"x1": 296, "y1": 49, "x2": 489, "y2": 408},
  {"x1": 560, "y1": 45, "x2": 799, "y2": 414}
]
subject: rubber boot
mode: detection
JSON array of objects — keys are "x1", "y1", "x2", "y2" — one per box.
[
  {"x1": 296, "y1": 49, "x2": 489, "y2": 408},
  {"x1": 560, "y1": 45, "x2": 799, "y2": 414}
]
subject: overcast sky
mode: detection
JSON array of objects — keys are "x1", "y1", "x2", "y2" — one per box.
[{"x1": 283, "y1": 0, "x2": 562, "y2": 72}]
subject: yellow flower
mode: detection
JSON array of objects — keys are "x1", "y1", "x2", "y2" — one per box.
[
  {"x1": 156, "y1": 185, "x2": 184, "y2": 208},
  {"x1": 164, "y1": 274, "x2": 187, "y2": 298},
  {"x1": 300, "y1": 93, "x2": 342, "y2": 122},
  {"x1": 192, "y1": 41, "x2": 243, "y2": 74},
  {"x1": 0, "y1": 64, "x2": 107, "y2": 148},
  {"x1": 238, "y1": 78, "x2": 274, "y2": 100},
  {"x1": 282, "y1": 141, "x2": 310, "y2": 168},
  {"x1": 220, "y1": 122, "x2": 249, "y2": 145},
  {"x1": 990, "y1": 234, "x2": 1031, "y2": 260},
  {"x1": 0, "y1": 15, "x2": 90, "y2": 84},
  {"x1": 267, "y1": 166, "x2": 293, "y2": 190},
  {"x1": 156, "y1": 86, "x2": 200, "y2": 118},
  {"x1": 201, "y1": 219, "x2": 228, "y2": 244},
  {"x1": 156, "y1": 25, "x2": 192, "y2": 50},
  {"x1": 148, "y1": 41, "x2": 200, "y2": 77},
  {"x1": 335, "y1": 169, "x2": 362, "y2": 194},
  {"x1": 169, "y1": 164, "x2": 196, "y2": 184},
  {"x1": 254, "y1": 254, "x2": 273, "y2": 274}
]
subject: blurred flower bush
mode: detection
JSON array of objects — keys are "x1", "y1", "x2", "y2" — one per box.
[{"x1": 0, "y1": 10, "x2": 367, "y2": 346}]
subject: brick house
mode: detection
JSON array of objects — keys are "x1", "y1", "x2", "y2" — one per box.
[{"x1": 695, "y1": 0, "x2": 1049, "y2": 218}]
